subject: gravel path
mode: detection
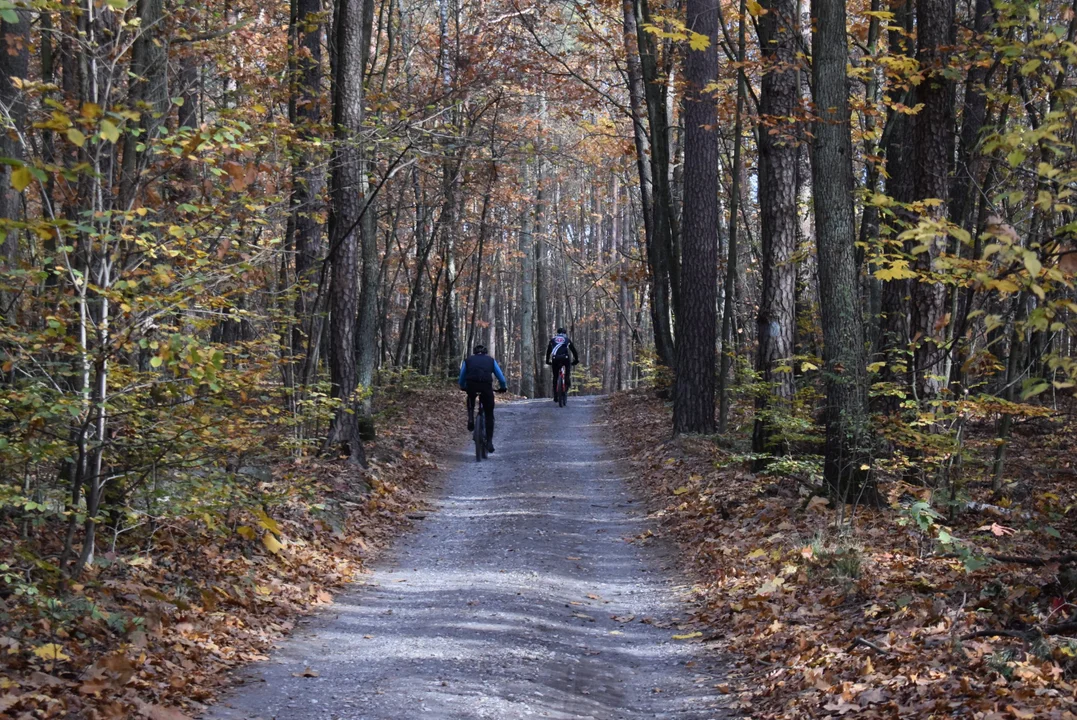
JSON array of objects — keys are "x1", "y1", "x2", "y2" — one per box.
[{"x1": 205, "y1": 396, "x2": 727, "y2": 720}]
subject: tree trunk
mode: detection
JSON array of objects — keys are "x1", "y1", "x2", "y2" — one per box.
[
  {"x1": 290, "y1": 0, "x2": 326, "y2": 384},
  {"x1": 909, "y1": 0, "x2": 955, "y2": 402},
  {"x1": 752, "y1": 0, "x2": 799, "y2": 462},
  {"x1": 632, "y1": 0, "x2": 677, "y2": 366},
  {"x1": 535, "y1": 153, "x2": 549, "y2": 397},
  {"x1": 0, "y1": 8, "x2": 30, "y2": 320},
  {"x1": 718, "y1": 0, "x2": 747, "y2": 434},
  {"x1": 324, "y1": 0, "x2": 368, "y2": 465},
  {"x1": 518, "y1": 160, "x2": 536, "y2": 398},
  {"x1": 673, "y1": 0, "x2": 719, "y2": 434},
  {"x1": 355, "y1": 0, "x2": 380, "y2": 416},
  {"x1": 811, "y1": 0, "x2": 873, "y2": 500}
]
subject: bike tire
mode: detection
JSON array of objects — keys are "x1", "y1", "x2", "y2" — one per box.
[{"x1": 474, "y1": 413, "x2": 486, "y2": 462}]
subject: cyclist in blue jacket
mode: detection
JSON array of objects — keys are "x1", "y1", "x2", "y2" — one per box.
[{"x1": 459, "y1": 344, "x2": 507, "y2": 453}]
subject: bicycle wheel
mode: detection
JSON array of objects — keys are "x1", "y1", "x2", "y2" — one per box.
[
  {"x1": 474, "y1": 410, "x2": 485, "y2": 461},
  {"x1": 558, "y1": 374, "x2": 566, "y2": 407}
]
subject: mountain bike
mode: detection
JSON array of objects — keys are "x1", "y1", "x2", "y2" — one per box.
[
  {"x1": 555, "y1": 365, "x2": 567, "y2": 408},
  {"x1": 473, "y1": 395, "x2": 488, "y2": 461}
]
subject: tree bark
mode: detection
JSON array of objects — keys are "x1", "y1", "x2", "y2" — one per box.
[
  {"x1": 355, "y1": 0, "x2": 380, "y2": 415},
  {"x1": 752, "y1": 0, "x2": 798, "y2": 462},
  {"x1": 324, "y1": 0, "x2": 368, "y2": 465},
  {"x1": 632, "y1": 0, "x2": 677, "y2": 366},
  {"x1": 909, "y1": 0, "x2": 955, "y2": 401},
  {"x1": 518, "y1": 160, "x2": 536, "y2": 398},
  {"x1": 718, "y1": 0, "x2": 747, "y2": 434},
  {"x1": 290, "y1": 0, "x2": 326, "y2": 384},
  {"x1": 811, "y1": 0, "x2": 873, "y2": 500},
  {"x1": 673, "y1": 0, "x2": 719, "y2": 434},
  {"x1": 0, "y1": 8, "x2": 30, "y2": 319}
]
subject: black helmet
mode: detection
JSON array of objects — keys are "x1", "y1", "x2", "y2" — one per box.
[
  {"x1": 473, "y1": 344, "x2": 487, "y2": 355},
  {"x1": 557, "y1": 327, "x2": 566, "y2": 334}
]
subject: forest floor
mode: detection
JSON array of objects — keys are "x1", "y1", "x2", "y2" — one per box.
[
  {"x1": 203, "y1": 396, "x2": 727, "y2": 719},
  {"x1": 0, "y1": 383, "x2": 461, "y2": 719},
  {"x1": 607, "y1": 389, "x2": 1077, "y2": 720}
]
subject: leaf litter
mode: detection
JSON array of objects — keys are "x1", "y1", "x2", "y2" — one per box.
[
  {"x1": 0, "y1": 387, "x2": 460, "y2": 718},
  {"x1": 606, "y1": 390, "x2": 1077, "y2": 719}
]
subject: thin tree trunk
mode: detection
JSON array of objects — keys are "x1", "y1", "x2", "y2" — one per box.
[
  {"x1": 633, "y1": 0, "x2": 677, "y2": 366},
  {"x1": 718, "y1": 0, "x2": 747, "y2": 434},
  {"x1": 518, "y1": 160, "x2": 536, "y2": 398}
]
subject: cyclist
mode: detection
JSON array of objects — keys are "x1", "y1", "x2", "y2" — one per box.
[
  {"x1": 458, "y1": 344, "x2": 507, "y2": 453},
  {"x1": 544, "y1": 327, "x2": 579, "y2": 400}
]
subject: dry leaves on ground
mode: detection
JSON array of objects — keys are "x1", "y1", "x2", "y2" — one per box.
[
  {"x1": 0, "y1": 386, "x2": 461, "y2": 719},
  {"x1": 606, "y1": 390, "x2": 1077, "y2": 720}
]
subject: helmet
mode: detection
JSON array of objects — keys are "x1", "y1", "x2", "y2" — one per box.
[
  {"x1": 557, "y1": 327, "x2": 566, "y2": 334},
  {"x1": 473, "y1": 344, "x2": 487, "y2": 355}
]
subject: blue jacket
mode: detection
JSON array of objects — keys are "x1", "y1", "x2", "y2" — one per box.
[{"x1": 459, "y1": 354, "x2": 507, "y2": 390}]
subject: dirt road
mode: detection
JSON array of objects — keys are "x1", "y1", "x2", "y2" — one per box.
[{"x1": 205, "y1": 396, "x2": 726, "y2": 719}]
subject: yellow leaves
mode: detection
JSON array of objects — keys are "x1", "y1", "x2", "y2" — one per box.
[
  {"x1": 757, "y1": 574, "x2": 786, "y2": 596},
  {"x1": 688, "y1": 31, "x2": 711, "y2": 51},
  {"x1": 256, "y1": 509, "x2": 282, "y2": 535},
  {"x1": 672, "y1": 631, "x2": 702, "y2": 640},
  {"x1": 262, "y1": 531, "x2": 283, "y2": 554},
  {"x1": 672, "y1": 486, "x2": 690, "y2": 495},
  {"x1": 66, "y1": 128, "x2": 86, "y2": 147},
  {"x1": 873, "y1": 259, "x2": 918, "y2": 282},
  {"x1": 99, "y1": 119, "x2": 121, "y2": 144},
  {"x1": 236, "y1": 525, "x2": 257, "y2": 540},
  {"x1": 1023, "y1": 250, "x2": 1043, "y2": 278},
  {"x1": 33, "y1": 643, "x2": 70, "y2": 662},
  {"x1": 746, "y1": 0, "x2": 767, "y2": 16},
  {"x1": 747, "y1": 548, "x2": 767, "y2": 560},
  {"x1": 10, "y1": 166, "x2": 32, "y2": 192},
  {"x1": 642, "y1": 16, "x2": 711, "y2": 51}
]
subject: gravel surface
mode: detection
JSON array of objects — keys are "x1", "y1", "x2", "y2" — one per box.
[{"x1": 205, "y1": 396, "x2": 727, "y2": 720}]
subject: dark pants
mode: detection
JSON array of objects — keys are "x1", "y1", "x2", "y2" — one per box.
[
  {"x1": 552, "y1": 359, "x2": 572, "y2": 396},
  {"x1": 466, "y1": 381, "x2": 495, "y2": 441}
]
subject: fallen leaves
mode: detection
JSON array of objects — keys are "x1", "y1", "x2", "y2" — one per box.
[
  {"x1": 672, "y1": 631, "x2": 703, "y2": 640},
  {"x1": 0, "y1": 387, "x2": 461, "y2": 719},
  {"x1": 32, "y1": 644, "x2": 69, "y2": 662},
  {"x1": 607, "y1": 390, "x2": 1077, "y2": 719}
]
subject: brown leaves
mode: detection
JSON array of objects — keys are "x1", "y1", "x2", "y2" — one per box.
[
  {"x1": 221, "y1": 160, "x2": 257, "y2": 192},
  {"x1": 136, "y1": 700, "x2": 195, "y2": 720},
  {"x1": 2, "y1": 387, "x2": 461, "y2": 720},
  {"x1": 606, "y1": 390, "x2": 1077, "y2": 719}
]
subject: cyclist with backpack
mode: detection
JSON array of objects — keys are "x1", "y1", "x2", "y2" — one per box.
[
  {"x1": 458, "y1": 344, "x2": 507, "y2": 453},
  {"x1": 544, "y1": 328, "x2": 579, "y2": 401}
]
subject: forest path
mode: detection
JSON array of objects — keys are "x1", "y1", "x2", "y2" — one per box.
[{"x1": 204, "y1": 396, "x2": 727, "y2": 720}]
